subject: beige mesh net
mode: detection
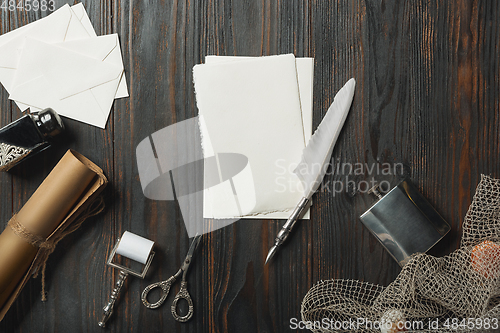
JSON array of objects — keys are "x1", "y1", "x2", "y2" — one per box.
[{"x1": 301, "y1": 175, "x2": 500, "y2": 332}]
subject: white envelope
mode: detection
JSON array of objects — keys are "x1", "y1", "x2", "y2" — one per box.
[
  {"x1": 0, "y1": 4, "x2": 91, "y2": 94},
  {"x1": 0, "y1": 3, "x2": 128, "y2": 126},
  {"x1": 55, "y1": 33, "x2": 128, "y2": 99},
  {"x1": 70, "y1": 3, "x2": 98, "y2": 38},
  {"x1": 9, "y1": 38, "x2": 123, "y2": 128},
  {"x1": 67, "y1": 3, "x2": 128, "y2": 99},
  {"x1": 58, "y1": 34, "x2": 129, "y2": 101}
]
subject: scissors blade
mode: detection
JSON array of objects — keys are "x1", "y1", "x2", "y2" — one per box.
[
  {"x1": 181, "y1": 234, "x2": 202, "y2": 271},
  {"x1": 188, "y1": 234, "x2": 202, "y2": 256}
]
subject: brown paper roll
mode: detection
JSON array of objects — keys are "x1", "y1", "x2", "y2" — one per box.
[{"x1": 0, "y1": 150, "x2": 100, "y2": 309}]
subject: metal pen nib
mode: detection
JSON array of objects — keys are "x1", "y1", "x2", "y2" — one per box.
[
  {"x1": 265, "y1": 197, "x2": 309, "y2": 264},
  {"x1": 265, "y1": 245, "x2": 278, "y2": 264}
]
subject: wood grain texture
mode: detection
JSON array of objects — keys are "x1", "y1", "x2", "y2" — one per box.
[{"x1": 0, "y1": 0, "x2": 499, "y2": 332}]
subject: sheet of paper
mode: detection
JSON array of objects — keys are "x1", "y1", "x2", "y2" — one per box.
[
  {"x1": 194, "y1": 54, "x2": 309, "y2": 218},
  {"x1": 205, "y1": 55, "x2": 313, "y2": 141},
  {"x1": 202, "y1": 55, "x2": 314, "y2": 219},
  {"x1": 0, "y1": 3, "x2": 128, "y2": 128}
]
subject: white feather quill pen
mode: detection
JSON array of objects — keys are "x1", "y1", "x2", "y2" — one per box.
[
  {"x1": 294, "y1": 78, "x2": 356, "y2": 198},
  {"x1": 266, "y1": 78, "x2": 356, "y2": 263}
]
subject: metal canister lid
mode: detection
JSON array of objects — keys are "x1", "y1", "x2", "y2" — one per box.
[{"x1": 31, "y1": 108, "x2": 64, "y2": 138}]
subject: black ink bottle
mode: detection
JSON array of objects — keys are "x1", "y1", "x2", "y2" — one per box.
[{"x1": 0, "y1": 108, "x2": 64, "y2": 172}]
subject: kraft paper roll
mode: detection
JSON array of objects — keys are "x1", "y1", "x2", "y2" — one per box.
[{"x1": 0, "y1": 150, "x2": 101, "y2": 311}]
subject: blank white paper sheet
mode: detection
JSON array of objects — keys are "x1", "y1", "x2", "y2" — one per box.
[{"x1": 194, "y1": 54, "x2": 313, "y2": 219}]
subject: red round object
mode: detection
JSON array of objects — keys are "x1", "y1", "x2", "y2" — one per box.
[{"x1": 471, "y1": 240, "x2": 500, "y2": 279}]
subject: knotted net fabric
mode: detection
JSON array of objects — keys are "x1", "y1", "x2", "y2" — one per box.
[{"x1": 301, "y1": 175, "x2": 500, "y2": 332}]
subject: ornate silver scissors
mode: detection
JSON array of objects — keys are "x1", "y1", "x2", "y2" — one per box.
[{"x1": 141, "y1": 235, "x2": 202, "y2": 322}]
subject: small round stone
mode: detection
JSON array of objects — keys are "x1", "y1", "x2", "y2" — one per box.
[{"x1": 380, "y1": 309, "x2": 407, "y2": 333}]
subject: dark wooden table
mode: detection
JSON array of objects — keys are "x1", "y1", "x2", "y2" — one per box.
[{"x1": 1, "y1": 1, "x2": 499, "y2": 332}]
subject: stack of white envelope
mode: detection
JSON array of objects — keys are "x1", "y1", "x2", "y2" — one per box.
[
  {"x1": 193, "y1": 54, "x2": 313, "y2": 219},
  {"x1": 0, "y1": 3, "x2": 128, "y2": 128}
]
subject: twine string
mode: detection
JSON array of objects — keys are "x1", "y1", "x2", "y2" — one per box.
[{"x1": 8, "y1": 196, "x2": 105, "y2": 301}]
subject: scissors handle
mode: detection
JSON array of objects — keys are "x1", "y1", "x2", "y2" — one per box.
[
  {"x1": 171, "y1": 281, "x2": 194, "y2": 322},
  {"x1": 141, "y1": 276, "x2": 175, "y2": 309}
]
